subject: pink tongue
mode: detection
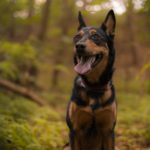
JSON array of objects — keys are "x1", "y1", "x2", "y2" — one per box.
[
  {"x1": 74, "y1": 58, "x2": 93, "y2": 74},
  {"x1": 74, "y1": 62, "x2": 91, "y2": 74}
]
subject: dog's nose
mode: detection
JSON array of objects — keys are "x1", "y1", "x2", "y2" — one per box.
[
  {"x1": 75, "y1": 43, "x2": 86, "y2": 54},
  {"x1": 76, "y1": 43, "x2": 86, "y2": 50}
]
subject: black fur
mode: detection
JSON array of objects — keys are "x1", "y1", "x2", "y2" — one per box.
[
  {"x1": 80, "y1": 27, "x2": 115, "y2": 87},
  {"x1": 65, "y1": 10, "x2": 116, "y2": 150},
  {"x1": 78, "y1": 11, "x2": 86, "y2": 30},
  {"x1": 70, "y1": 77, "x2": 115, "y2": 109}
]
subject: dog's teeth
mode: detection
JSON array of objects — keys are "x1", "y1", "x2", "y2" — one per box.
[
  {"x1": 76, "y1": 55, "x2": 96, "y2": 65},
  {"x1": 86, "y1": 57, "x2": 94, "y2": 64},
  {"x1": 91, "y1": 56, "x2": 96, "y2": 63},
  {"x1": 77, "y1": 56, "x2": 80, "y2": 63},
  {"x1": 88, "y1": 56, "x2": 95, "y2": 63},
  {"x1": 80, "y1": 57, "x2": 84, "y2": 64}
]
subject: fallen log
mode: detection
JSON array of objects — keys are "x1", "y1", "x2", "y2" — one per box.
[{"x1": 0, "y1": 78, "x2": 48, "y2": 106}]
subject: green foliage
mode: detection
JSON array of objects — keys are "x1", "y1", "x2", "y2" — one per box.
[
  {"x1": 0, "y1": 0, "x2": 149, "y2": 149},
  {"x1": 89, "y1": 0, "x2": 108, "y2": 5},
  {"x1": 0, "y1": 0, "x2": 27, "y2": 29},
  {"x1": 0, "y1": 93, "x2": 41, "y2": 150},
  {"x1": 0, "y1": 93, "x2": 68, "y2": 150},
  {"x1": 0, "y1": 41, "x2": 36, "y2": 60},
  {"x1": 55, "y1": 64, "x2": 69, "y2": 74},
  {"x1": 143, "y1": 0, "x2": 150, "y2": 12},
  {"x1": 116, "y1": 92, "x2": 150, "y2": 149},
  {"x1": 0, "y1": 93, "x2": 39, "y2": 121},
  {"x1": 137, "y1": 61, "x2": 150, "y2": 79},
  {"x1": 0, "y1": 41, "x2": 38, "y2": 84},
  {"x1": 0, "y1": 116, "x2": 41, "y2": 150},
  {"x1": 1, "y1": 79, "x2": 150, "y2": 149},
  {"x1": 32, "y1": 120, "x2": 67, "y2": 150}
]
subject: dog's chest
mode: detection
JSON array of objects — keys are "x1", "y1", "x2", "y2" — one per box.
[{"x1": 69, "y1": 99, "x2": 116, "y2": 131}]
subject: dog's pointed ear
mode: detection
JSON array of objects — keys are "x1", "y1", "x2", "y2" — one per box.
[
  {"x1": 101, "y1": 10, "x2": 116, "y2": 37},
  {"x1": 78, "y1": 11, "x2": 86, "y2": 31}
]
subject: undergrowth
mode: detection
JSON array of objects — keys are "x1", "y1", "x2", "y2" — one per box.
[
  {"x1": 0, "y1": 93, "x2": 68, "y2": 150},
  {"x1": 0, "y1": 83, "x2": 150, "y2": 150}
]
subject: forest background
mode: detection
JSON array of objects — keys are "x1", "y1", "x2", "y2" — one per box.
[{"x1": 0, "y1": 0, "x2": 150, "y2": 149}]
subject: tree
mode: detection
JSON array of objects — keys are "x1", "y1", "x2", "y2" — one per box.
[
  {"x1": 51, "y1": 0, "x2": 76, "y2": 87},
  {"x1": 9, "y1": 0, "x2": 16, "y2": 40},
  {"x1": 38, "y1": 0, "x2": 51, "y2": 41},
  {"x1": 26, "y1": 0, "x2": 35, "y2": 38},
  {"x1": 126, "y1": 0, "x2": 139, "y2": 67}
]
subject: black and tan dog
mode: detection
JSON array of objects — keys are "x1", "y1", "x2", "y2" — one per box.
[{"x1": 64, "y1": 10, "x2": 117, "y2": 150}]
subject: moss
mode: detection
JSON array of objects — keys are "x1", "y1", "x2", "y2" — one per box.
[
  {"x1": 0, "y1": 93, "x2": 68, "y2": 150},
  {"x1": 0, "y1": 82, "x2": 150, "y2": 149},
  {"x1": 116, "y1": 92, "x2": 150, "y2": 149},
  {"x1": 0, "y1": 93, "x2": 37, "y2": 121},
  {"x1": 0, "y1": 115, "x2": 41, "y2": 150}
]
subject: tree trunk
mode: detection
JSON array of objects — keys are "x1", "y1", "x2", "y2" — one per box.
[
  {"x1": 126, "y1": 0, "x2": 139, "y2": 67},
  {"x1": 38, "y1": 0, "x2": 51, "y2": 41},
  {"x1": 51, "y1": 67, "x2": 60, "y2": 87},
  {"x1": 9, "y1": 0, "x2": 16, "y2": 40},
  {"x1": 26, "y1": 0, "x2": 35, "y2": 38},
  {"x1": 51, "y1": 0, "x2": 75, "y2": 88}
]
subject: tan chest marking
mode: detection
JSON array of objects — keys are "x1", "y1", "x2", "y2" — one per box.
[
  {"x1": 94, "y1": 101, "x2": 116, "y2": 129},
  {"x1": 69, "y1": 85, "x2": 116, "y2": 130},
  {"x1": 69, "y1": 101, "x2": 116, "y2": 131},
  {"x1": 69, "y1": 101, "x2": 92, "y2": 130},
  {"x1": 101, "y1": 85, "x2": 112, "y2": 103}
]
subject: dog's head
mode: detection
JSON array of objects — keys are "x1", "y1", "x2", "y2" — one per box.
[{"x1": 73, "y1": 10, "x2": 116, "y2": 82}]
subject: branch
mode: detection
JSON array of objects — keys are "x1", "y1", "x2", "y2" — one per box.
[{"x1": 0, "y1": 78, "x2": 48, "y2": 106}]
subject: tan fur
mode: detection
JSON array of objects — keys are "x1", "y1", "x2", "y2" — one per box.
[
  {"x1": 94, "y1": 101, "x2": 116, "y2": 124},
  {"x1": 80, "y1": 90, "x2": 88, "y2": 102},
  {"x1": 112, "y1": 101, "x2": 117, "y2": 118},
  {"x1": 89, "y1": 29, "x2": 97, "y2": 34},
  {"x1": 86, "y1": 56, "x2": 108, "y2": 83},
  {"x1": 101, "y1": 84, "x2": 112, "y2": 103},
  {"x1": 67, "y1": 77, "x2": 116, "y2": 150},
  {"x1": 75, "y1": 29, "x2": 109, "y2": 83},
  {"x1": 83, "y1": 39, "x2": 109, "y2": 83},
  {"x1": 69, "y1": 102, "x2": 77, "y2": 121},
  {"x1": 69, "y1": 102, "x2": 92, "y2": 130},
  {"x1": 68, "y1": 86, "x2": 116, "y2": 130},
  {"x1": 85, "y1": 39, "x2": 108, "y2": 55},
  {"x1": 78, "y1": 30, "x2": 84, "y2": 36},
  {"x1": 68, "y1": 12, "x2": 116, "y2": 148},
  {"x1": 89, "y1": 98, "x2": 96, "y2": 105},
  {"x1": 68, "y1": 99, "x2": 116, "y2": 150}
]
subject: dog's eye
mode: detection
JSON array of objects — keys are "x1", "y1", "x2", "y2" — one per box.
[
  {"x1": 90, "y1": 34, "x2": 105, "y2": 45},
  {"x1": 90, "y1": 34, "x2": 100, "y2": 41},
  {"x1": 73, "y1": 34, "x2": 82, "y2": 43}
]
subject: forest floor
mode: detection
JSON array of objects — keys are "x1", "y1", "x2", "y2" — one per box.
[{"x1": 0, "y1": 87, "x2": 150, "y2": 150}]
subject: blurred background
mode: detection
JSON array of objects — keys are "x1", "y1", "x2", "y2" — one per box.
[{"x1": 0, "y1": 0, "x2": 149, "y2": 149}]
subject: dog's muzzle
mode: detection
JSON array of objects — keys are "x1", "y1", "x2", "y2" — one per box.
[
  {"x1": 74, "y1": 53, "x2": 103, "y2": 75},
  {"x1": 75, "y1": 43, "x2": 86, "y2": 55}
]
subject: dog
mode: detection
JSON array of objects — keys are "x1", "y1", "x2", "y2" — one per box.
[{"x1": 64, "y1": 10, "x2": 117, "y2": 150}]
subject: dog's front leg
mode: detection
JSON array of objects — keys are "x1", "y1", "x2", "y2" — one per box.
[
  {"x1": 69, "y1": 130, "x2": 81, "y2": 150},
  {"x1": 102, "y1": 130, "x2": 115, "y2": 150}
]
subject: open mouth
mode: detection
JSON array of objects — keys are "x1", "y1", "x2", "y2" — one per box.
[{"x1": 74, "y1": 53, "x2": 103, "y2": 75}]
